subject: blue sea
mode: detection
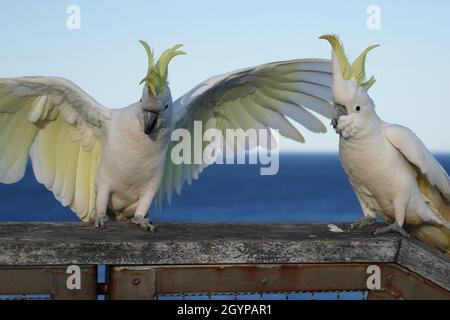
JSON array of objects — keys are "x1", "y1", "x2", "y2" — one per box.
[{"x1": 2, "y1": 153, "x2": 450, "y2": 223}]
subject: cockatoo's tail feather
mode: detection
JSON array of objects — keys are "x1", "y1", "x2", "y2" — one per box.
[
  {"x1": 319, "y1": 34, "x2": 379, "y2": 91},
  {"x1": 139, "y1": 40, "x2": 186, "y2": 96}
]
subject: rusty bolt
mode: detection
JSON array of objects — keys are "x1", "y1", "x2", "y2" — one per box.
[
  {"x1": 132, "y1": 278, "x2": 141, "y2": 286},
  {"x1": 385, "y1": 273, "x2": 393, "y2": 281},
  {"x1": 260, "y1": 275, "x2": 269, "y2": 284}
]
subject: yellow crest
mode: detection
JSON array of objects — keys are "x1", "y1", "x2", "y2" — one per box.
[
  {"x1": 319, "y1": 34, "x2": 379, "y2": 91},
  {"x1": 139, "y1": 40, "x2": 186, "y2": 96}
]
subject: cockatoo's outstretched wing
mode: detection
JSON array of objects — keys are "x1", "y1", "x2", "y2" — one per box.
[
  {"x1": 385, "y1": 124, "x2": 450, "y2": 201},
  {"x1": 156, "y1": 59, "x2": 333, "y2": 207},
  {"x1": 0, "y1": 77, "x2": 112, "y2": 222}
]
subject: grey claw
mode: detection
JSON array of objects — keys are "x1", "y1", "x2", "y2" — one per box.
[
  {"x1": 372, "y1": 223, "x2": 410, "y2": 238},
  {"x1": 131, "y1": 217, "x2": 156, "y2": 232},
  {"x1": 371, "y1": 229, "x2": 379, "y2": 236},
  {"x1": 94, "y1": 215, "x2": 109, "y2": 229},
  {"x1": 350, "y1": 217, "x2": 376, "y2": 230}
]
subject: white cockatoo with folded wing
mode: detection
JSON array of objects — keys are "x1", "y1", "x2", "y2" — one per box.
[
  {"x1": 321, "y1": 34, "x2": 450, "y2": 254},
  {"x1": 0, "y1": 41, "x2": 334, "y2": 231}
]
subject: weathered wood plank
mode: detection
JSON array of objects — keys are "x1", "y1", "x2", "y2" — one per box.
[
  {"x1": 395, "y1": 238, "x2": 450, "y2": 292},
  {"x1": 0, "y1": 222, "x2": 399, "y2": 265}
]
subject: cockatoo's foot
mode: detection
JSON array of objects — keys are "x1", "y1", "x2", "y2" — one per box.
[
  {"x1": 131, "y1": 216, "x2": 155, "y2": 232},
  {"x1": 350, "y1": 216, "x2": 376, "y2": 230},
  {"x1": 94, "y1": 215, "x2": 109, "y2": 229},
  {"x1": 372, "y1": 223, "x2": 410, "y2": 238}
]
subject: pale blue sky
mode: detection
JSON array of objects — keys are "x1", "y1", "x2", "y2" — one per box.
[{"x1": 1, "y1": 0, "x2": 449, "y2": 151}]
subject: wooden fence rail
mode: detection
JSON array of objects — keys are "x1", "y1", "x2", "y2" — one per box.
[{"x1": 0, "y1": 222, "x2": 449, "y2": 300}]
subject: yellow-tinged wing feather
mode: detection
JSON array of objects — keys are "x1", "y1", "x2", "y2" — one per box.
[
  {"x1": 0, "y1": 77, "x2": 111, "y2": 222},
  {"x1": 156, "y1": 59, "x2": 333, "y2": 208},
  {"x1": 385, "y1": 124, "x2": 450, "y2": 254}
]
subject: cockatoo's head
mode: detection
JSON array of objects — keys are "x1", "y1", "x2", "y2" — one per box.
[
  {"x1": 320, "y1": 35, "x2": 379, "y2": 139},
  {"x1": 138, "y1": 40, "x2": 185, "y2": 135}
]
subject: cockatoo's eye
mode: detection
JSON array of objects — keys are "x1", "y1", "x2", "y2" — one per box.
[
  {"x1": 140, "y1": 99, "x2": 142, "y2": 102},
  {"x1": 355, "y1": 106, "x2": 361, "y2": 112},
  {"x1": 164, "y1": 104, "x2": 169, "y2": 110}
]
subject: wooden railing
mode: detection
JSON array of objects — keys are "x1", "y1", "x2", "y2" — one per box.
[{"x1": 0, "y1": 222, "x2": 449, "y2": 300}]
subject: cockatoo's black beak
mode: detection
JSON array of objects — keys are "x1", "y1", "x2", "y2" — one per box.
[
  {"x1": 144, "y1": 111, "x2": 158, "y2": 135},
  {"x1": 331, "y1": 104, "x2": 348, "y2": 128}
]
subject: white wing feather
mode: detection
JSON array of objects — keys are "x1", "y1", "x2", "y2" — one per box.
[
  {"x1": 156, "y1": 59, "x2": 333, "y2": 207},
  {"x1": 0, "y1": 77, "x2": 111, "y2": 222},
  {"x1": 384, "y1": 124, "x2": 450, "y2": 201}
]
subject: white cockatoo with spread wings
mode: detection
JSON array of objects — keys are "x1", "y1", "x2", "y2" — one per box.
[
  {"x1": 0, "y1": 41, "x2": 333, "y2": 231},
  {"x1": 322, "y1": 35, "x2": 450, "y2": 254}
]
